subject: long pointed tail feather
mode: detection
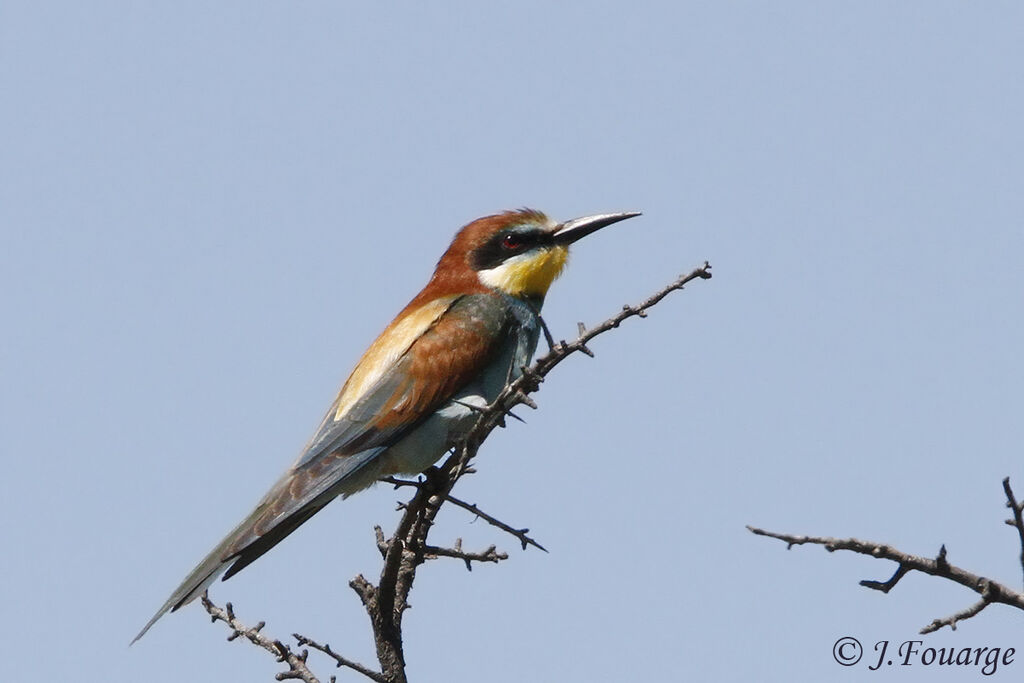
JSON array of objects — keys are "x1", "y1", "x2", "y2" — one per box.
[
  {"x1": 130, "y1": 539, "x2": 233, "y2": 644},
  {"x1": 131, "y1": 449, "x2": 385, "y2": 644}
]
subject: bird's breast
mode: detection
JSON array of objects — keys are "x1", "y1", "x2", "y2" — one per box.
[{"x1": 380, "y1": 303, "x2": 540, "y2": 476}]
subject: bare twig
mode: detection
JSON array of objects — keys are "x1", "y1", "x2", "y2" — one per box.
[
  {"x1": 379, "y1": 477, "x2": 546, "y2": 551},
  {"x1": 1002, "y1": 477, "x2": 1024, "y2": 589},
  {"x1": 749, "y1": 480, "x2": 1024, "y2": 635},
  {"x1": 201, "y1": 594, "x2": 321, "y2": 683},
  {"x1": 921, "y1": 595, "x2": 992, "y2": 634},
  {"x1": 291, "y1": 634, "x2": 388, "y2": 683},
  {"x1": 423, "y1": 539, "x2": 508, "y2": 570},
  {"x1": 441, "y1": 494, "x2": 547, "y2": 552}
]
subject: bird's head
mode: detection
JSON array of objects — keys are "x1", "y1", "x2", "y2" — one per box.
[{"x1": 430, "y1": 208, "x2": 641, "y2": 301}]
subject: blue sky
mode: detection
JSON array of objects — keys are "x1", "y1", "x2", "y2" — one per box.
[{"x1": 2, "y1": 3, "x2": 1023, "y2": 681}]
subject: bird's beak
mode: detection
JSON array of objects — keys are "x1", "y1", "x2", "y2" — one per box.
[{"x1": 552, "y1": 211, "x2": 642, "y2": 246}]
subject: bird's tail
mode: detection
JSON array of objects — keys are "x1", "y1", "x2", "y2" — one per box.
[
  {"x1": 132, "y1": 478, "x2": 335, "y2": 642},
  {"x1": 130, "y1": 505, "x2": 261, "y2": 644},
  {"x1": 131, "y1": 448, "x2": 385, "y2": 644},
  {"x1": 130, "y1": 549, "x2": 228, "y2": 643}
]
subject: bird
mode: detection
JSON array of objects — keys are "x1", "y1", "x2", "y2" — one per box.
[{"x1": 132, "y1": 208, "x2": 640, "y2": 643}]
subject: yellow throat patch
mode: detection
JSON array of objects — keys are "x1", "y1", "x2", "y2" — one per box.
[{"x1": 477, "y1": 245, "x2": 569, "y2": 298}]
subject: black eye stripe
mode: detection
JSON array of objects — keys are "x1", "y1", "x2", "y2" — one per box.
[{"x1": 470, "y1": 229, "x2": 554, "y2": 271}]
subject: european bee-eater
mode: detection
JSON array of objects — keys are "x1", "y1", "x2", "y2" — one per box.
[{"x1": 133, "y1": 208, "x2": 640, "y2": 642}]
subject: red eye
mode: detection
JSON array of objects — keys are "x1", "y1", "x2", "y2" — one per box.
[{"x1": 502, "y1": 234, "x2": 522, "y2": 249}]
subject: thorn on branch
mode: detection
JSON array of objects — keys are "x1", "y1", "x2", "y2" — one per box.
[{"x1": 936, "y1": 544, "x2": 949, "y2": 571}]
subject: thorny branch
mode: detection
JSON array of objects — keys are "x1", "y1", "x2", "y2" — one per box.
[
  {"x1": 381, "y1": 476, "x2": 546, "y2": 552},
  {"x1": 749, "y1": 477, "x2": 1024, "y2": 634},
  {"x1": 439, "y1": 493, "x2": 548, "y2": 553},
  {"x1": 201, "y1": 595, "x2": 321, "y2": 683},
  {"x1": 203, "y1": 263, "x2": 713, "y2": 681},
  {"x1": 292, "y1": 634, "x2": 389, "y2": 683}
]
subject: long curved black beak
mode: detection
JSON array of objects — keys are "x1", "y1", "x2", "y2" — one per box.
[{"x1": 552, "y1": 211, "x2": 642, "y2": 246}]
